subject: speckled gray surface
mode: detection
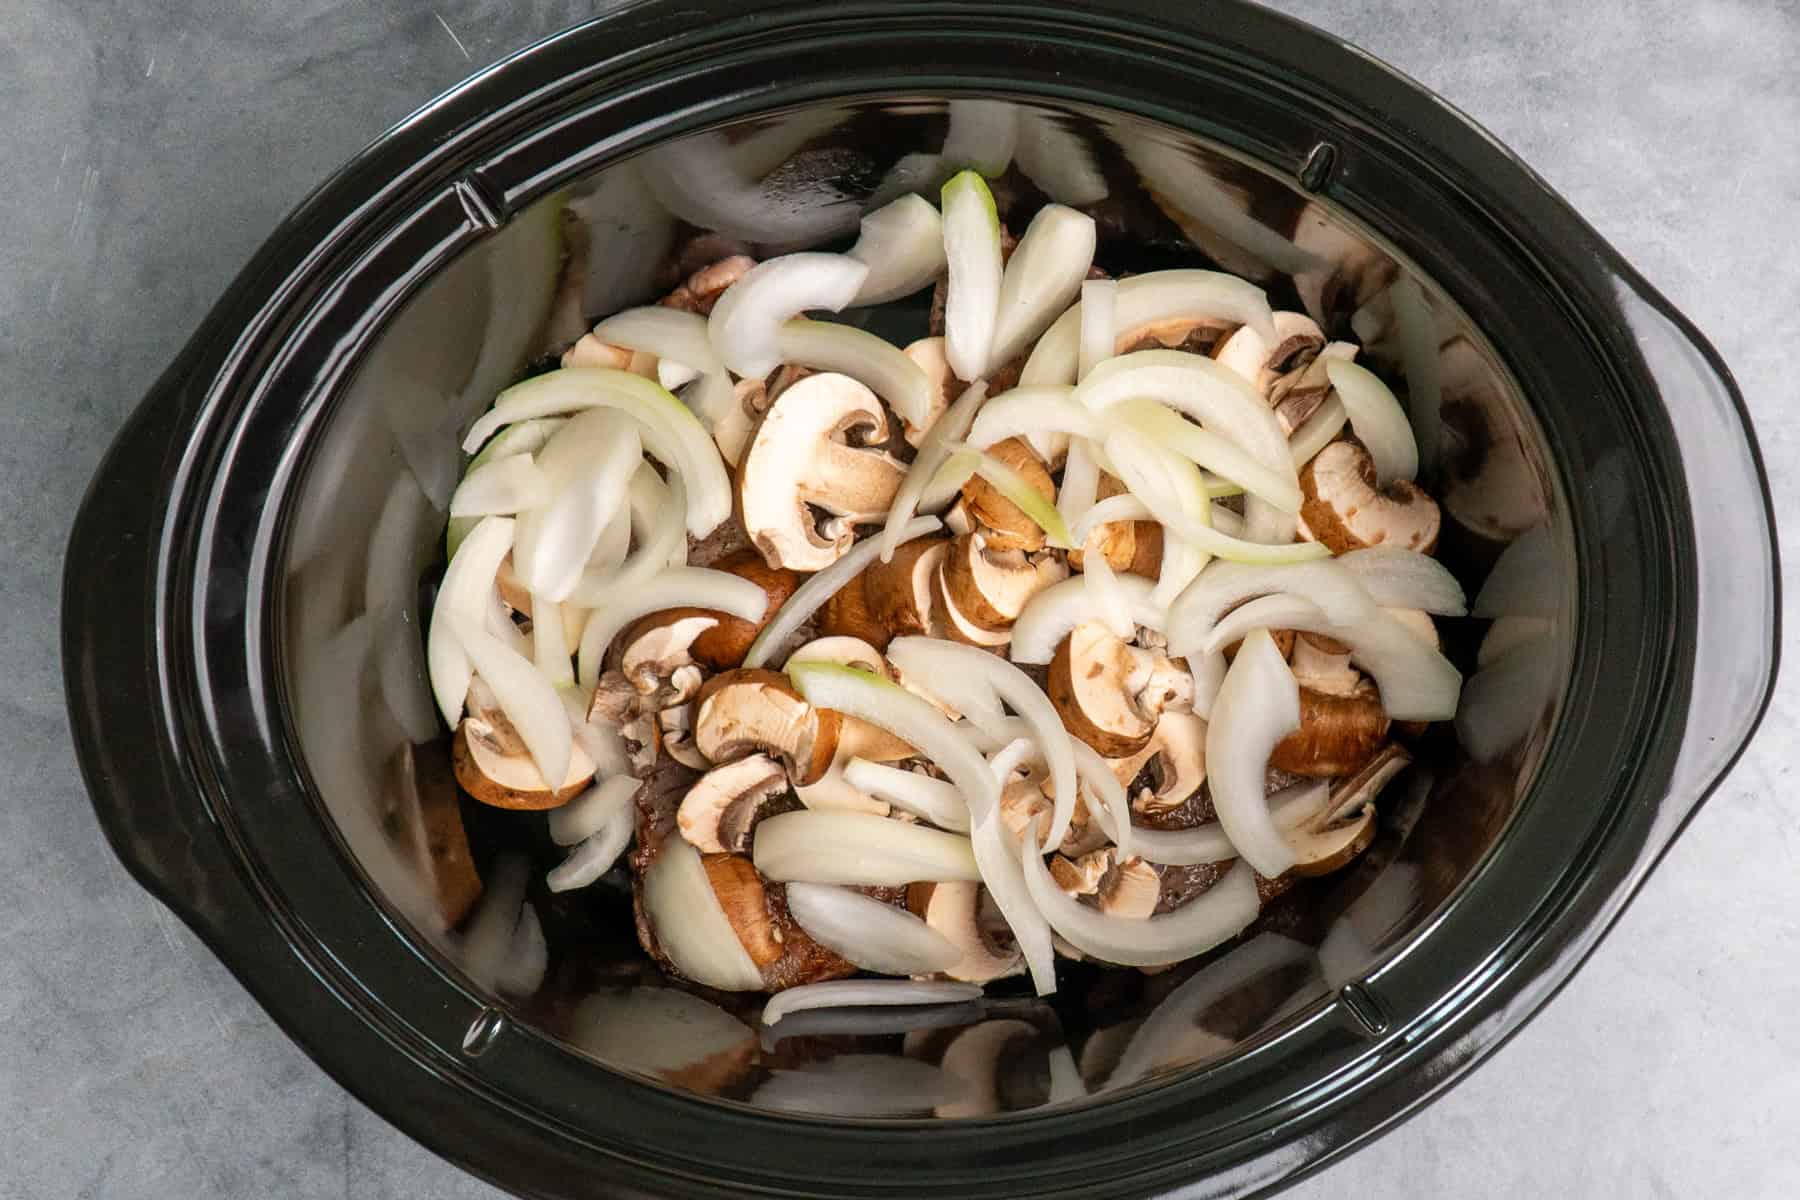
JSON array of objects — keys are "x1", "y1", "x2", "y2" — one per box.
[{"x1": 6, "y1": 2, "x2": 1795, "y2": 1197}]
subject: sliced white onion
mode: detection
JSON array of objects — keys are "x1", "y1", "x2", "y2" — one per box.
[
  {"x1": 457, "y1": 619, "x2": 574, "y2": 790},
  {"x1": 1209, "y1": 503, "x2": 1247, "y2": 537},
  {"x1": 919, "y1": 449, "x2": 982, "y2": 513},
  {"x1": 1337, "y1": 546, "x2": 1468, "y2": 615},
  {"x1": 752, "y1": 809, "x2": 980, "y2": 885},
  {"x1": 576, "y1": 566, "x2": 770, "y2": 690},
  {"x1": 1090, "y1": 780, "x2": 1325, "y2": 868},
  {"x1": 708, "y1": 252, "x2": 869, "y2": 379},
  {"x1": 1326, "y1": 358, "x2": 1418, "y2": 486},
  {"x1": 880, "y1": 385, "x2": 987, "y2": 562},
  {"x1": 461, "y1": 368, "x2": 729, "y2": 538},
  {"x1": 449, "y1": 454, "x2": 551, "y2": 518},
  {"x1": 1203, "y1": 594, "x2": 1464, "y2": 721},
  {"x1": 742, "y1": 516, "x2": 940, "y2": 668},
  {"x1": 887, "y1": 637, "x2": 1079, "y2": 850},
  {"x1": 784, "y1": 882, "x2": 962, "y2": 976},
  {"x1": 786, "y1": 661, "x2": 1056, "y2": 995},
  {"x1": 659, "y1": 359, "x2": 700, "y2": 392},
  {"x1": 1288, "y1": 395, "x2": 1348, "y2": 469},
  {"x1": 1070, "y1": 494, "x2": 1153, "y2": 545},
  {"x1": 546, "y1": 809, "x2": 634, "y2": 893},
  {"x1": 1077, "y1": 278, "x2": 1117, "y2": 383},
  {"x1": 635, "y1": 132, "x2": 860, "y2": 245},
  {"x1": 1020, "y1": 269, "x2": 1277, "y2": 387},
  {"x1": 1058, "y1": 438, "x2": 1102, "y2": 534},
  {"x1": 1023, "y1": 830, "x2": 1260, "y2": 966},
  {"x1": 641, "y1": 836, "x2": 764, "y2": 992},
  {"x1": 465, "y1": 416, "x2": 566, "y2": 470},
  {"x1": 462, "y1": 853, "x2": 529, "y2": 991},
  {"x1": 1083, "y1": 551, "x2": 1136, "y2": 640},
  {"x1": 848, "y1": 193, "x2": 947, "y2": 306},
  {"x1": 964, "y1": 388, "x2": 1094, "y2": 449},
  {"x1": 1204, "y1": 629, "x2": 1299, "y2": 878},
  {"x1": 940, "y1": 169, "x2": 1004, "y2": 382},
  {"x1": 1113, "y1": 399, "x2": 1302, "y2": 513},
  {"x1": 680, "y1": 370, "x2": 738, "y2": 433},
  {"x1": 1009, "y1": 571, "x2": 1164, "y2": 664},
  {"x1": 1166, "y1": 559, "x2": 1380, "y2": 656},
  {"x1": 962, "y1": 717, "x2": 1135, "y2": 866},
  {"x1": 987, "y1": 737, "x2": 1037, "y2": 783},
  {"x1": 1388, "y1": 276, "x2": 1443, "y2": 477},
  {"x1": 591, "y1": 306, "x2": 724, "y2": 378},
  {"x1": 778, "y1": 318, "x2": 932, "y2": 430},
  {"x1": 531, "y1": 593, "x2": 574, "y2": 687},
  {"x1": 561, "y1": 687, "x2": 630, "y2": 778},
  {"x1": 843, "y1": 759, "x2": 970, "y2": 832},
  {"x1": 762, "y1": 980, "x2": 982, "y2": 1026},
  {"x1": 550, "y1": 775, "x2": 639, "y2": 846},
  {"x1": 1186, "y1": 649, "x2": 1227, "y2": 722},
  {"x1": 427, "y1": 516, "x2": 515, "y2": 726},
  {"x1": 990, "y1": 204, "x2": 1097, "y2": 367},
  {"x1": 942, "y1": 99, "x2": 1018, "y2": 176},
  {"x1": 511, "y1": 412, "x2": 643, "y2": 603},
  {"x1": 1016, "y1": 109, "x2": 1109, "y2": 207},
  {"x1": 568, "y1": 465, "x2": 688, "y2": 603}
]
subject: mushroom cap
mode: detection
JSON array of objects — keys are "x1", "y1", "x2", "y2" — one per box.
[
  {"x1": 932, "y1": 558, "x2": 1012, "y2": 649},
  {"x1": 661, "y1": 254, "x2": 755, "y2": 315},
  {"x1": 1267, "y1": 685, "x2": 1391, "y2": 778},
  {"x1": 699, "y1": 852, "x2": 785, "y2": 968},
  {"x1": 941, "y1": 532, "x2": 1067, "y2": 633},
  {"x1": 618, "y1": 611, "x2": 719, "y2": 702},
  {"x1": 958, "y1": 437, "x2": 1056, "y2": 552},
  {"x1": 736, "y1": 373, "x2": 906, "y2": 571},
  {"x1": 1070, "y1": 472, "x2": 1163, "y2": 576},
  {"x1": 694, "y1": 668, "x2": 841, "y2": 786},
  {"x1": 1110, "y1": 710, "x2": 1208, "y2": 814},
  {"x1": 901, "y1": 336, "x2": 962, "y2": 447},
  {"x1": 452, "y1": 720, "x2": 595, "y2": 809},
  {"x1": 817, "y1": 569, "x2": 891, "y2": 649},
  {"x1": 678, "y1": 754, "x2": 795, "y2": 854},
  {"x1": 683, "y1": 548, "x2": 803, "y2": 671},
  {"x1": 1298, "y1": 440, "x2": 1441, "y2": 555},
  {"x1": 907, "y1": 881, "x2": 1023, "y2": 984},
  {"x1": 863, "y1": 535, "x2": 950, "y2": 639},
  {"x1": 779, "y1": 636, "x2": 916, "y2": 763},
  {"x1": 1048, "y1": 623, "x2": 1192, "y2": 758}
]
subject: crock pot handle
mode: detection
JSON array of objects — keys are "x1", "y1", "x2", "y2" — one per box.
[{"x1": 1622, "y1": 287, "x2": 1780, "y2": 848}]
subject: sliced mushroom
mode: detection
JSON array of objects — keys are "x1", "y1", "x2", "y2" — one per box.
[
  {"x1": 901, "y1": 336, "x2": 963, "y2": 447},
  {"x1": 737, "y1": 373, "x2": 907, "y2": 571},
  {"x1": 932, "y1": 559, "x2": 1012, "y2": 650},
  {"x1": 997, "y1": 775, "x2": 1102, "y2": 857},
  {"x1": 941, "y1": 532, "x2": 1068, "y2": 632},
  {"x1": 1268, "y1": 340, "x2": 1356, "y2": 434},
  {"x1": 1049, "y1": 848, "x2": 1113, "y2": 898},
  {"x1": 1069, "y1": 473, "x2": 1164, "y2": 576},
  {"x1": 1212, "y1": 311, "x2": 1326, "y2": 397},
  {"x1": 1267, "y1": 683, "x2": 1390, "y2": 778},
  {"x1": 780, "y1": 636, "x2": 915, "y2": 765},
  {"x1": 1288, "y1": 632, "x2": 1362, "y2": 697},
  {"x1": 958, "y1": 437, "x2": 1056, "y2": 552},
  {"x1": 678, "y1": 754, "x2": 795, "y2": 853},
  {"x1": 561, "y1": 335, "x2": 659, "y2": 375},
  {"x1": 1096, "y1": 857, "x2": 1162, "y2": 919},
  {"x1": 1109, "y1": 711, "x2": 1207, "y2": 814},
  {"x1": 714, "y1": 377, "x2": 772, "y2": 468},
  {"x1": 617, "y1": 611, "x2": 717, "y2": 706},
  {"x1": 863, "y1": 536, "x2": 950, "y2": 642},
  {"x1": 452, "y1": 719, "x2": 595, "y2": 809},
  {"x1": 1114, "y1": 315, "x2": 1236, "y2": 357},
  {"x1": 694, "y1": 668, "x2": 841, "y2": 785},
  {"x1": 1286, "y1": 744, "x2": 1410, "y2": 876},
  {"x1": 786, "y1": 635, "x2": 888, "y2": 675},
  {"x1": 684, "y1": 548, "x2": 803, "y2": 671},
  {"x1": 1298, "y1": 441, "x2": 1440, "y2": 554},
  {"x1": 908, "y1": 882, "x2": 1022, "y2": 984},
  {"x1": 1048, "y1": 623, "x2": 1195, "y2": 757},
  {"x1": 698, "y1": 853, "x2": 785, "y2": 969},
  {"x1": 660, "y1": 254, "x2": 755, "y2": 315}
]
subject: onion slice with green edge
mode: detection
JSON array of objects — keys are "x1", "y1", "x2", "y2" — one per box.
[
  {"x1": 842, "y1": 759, "x2": 970, "y2": 832},
  {"x1": 1205, "y1": 628, "x2": 1300, "y2": 878},
  {"x1": 886, "y1": 637, "x2": 1080, "y2": 850},
  {"x1": 641, "y1": 837, "x2": 765, "y2": 992},
  {"x1": 785, "y1": 661, "x2": 1056, "y2": 994},
  {"x1": 545, "y1": 805, "x2": 634, "y2": 892},
  {"x1": 848, "y1": 194, "x2": 946, "y2": 306},
  {"x1": 1009, "y1": 571, "x2": 1164, "y2": 665},
  {"x1": 936, "y1": 442, "x2": 1076, "y2": 550},
  {"x1": 919, "y1": 449, "x2": 982, "y2": 513},
  {"x1": 576, "y1": 565, "x2": 770, "y2": 690},
  {"x1": 1083, "y1": 550, "x2": 1136, "y2": 640},
  {"x1": 708, "y1": 252, "x2": 869, "y2": 379},
  {"x1": 761, "y1": 980, "x2": 982, "y2": 1027},
  {"x1": 568, "y1": 464, "x2": 688, "y2": 604},
  {"x1": 531, "y1": 593, "x2": 574, "y2": 687},
  {"x1": 784, "y1": 882, "x2": 963, "y2": 976},
  {"x1": 742, "y1": 516, "x2": 940, "y2": 668},
  {"x1": 1020, "y1": 269, "x2": 1277, "y2": 387},
  {"x1": 880, "y1": 384, "x2": 987, "y2": 562},
  {"x1": 550, "y1": 775, "x2": 639, "y2": 846},
  {"x1": 1022, "y1": 829, "x2": 1260, "y2": 967},
  {"x1": 1289, "y1": 395, "x2": 1348, "y2": 469},
  {"x1": 751, "y1": 809, "x2": 981, "y2": 885},
  {"x1": 511, "y1": 411, "x2": 642, "y2": 602},
  {"x1": 449, "y1": 454, "x2": 550, "y2": 517},
  {"x1": 1201, "y1": 594, "x2": 1464, "y2": 721},
  {"x1": 940, "y1": 170, "x2": 1004, "y2": 381},
  {"x1": 427, "y1": 516, "x2": 514, "y2": 726},
  {"x1": 461, "y1": 368, "x2": 730, "y2": 537},
  {"x1": 965, "y1": 388, "x2": 1095, "y2": 449},
  {"x1": 457, "y1": 618, "x2": 574, "y2": 791},
  {"x1": 777, "y1": 318, "x2": 933, "y2": 432},
  {"x1": 1078, "y1": 278, "x2": 1116, "y2": 382},
  {"x1": 1166, "y1": 559, "x2": 1380, "y2": 657},
  {"x1": 1113, "y1": 399, "x2": 1302, "y2": 513},
  {"x1": 1070, "y1": 494, "x2": 1151, "y2": 544},
  {"x1": 591, "y1": 306, "x2": 724, "y2": 377},
  {"x1": 990, "y1": 204, "x2": 1097, "y2": 367},
  {"x1": 1325, "y1": 358, "x2": 1418, "y2": 485},
  {"x1": 1337, "y1": 546, "x2": 1468, "y2": 615}
]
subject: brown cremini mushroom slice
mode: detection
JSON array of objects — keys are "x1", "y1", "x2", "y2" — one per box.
[
  {"x1": 908, "y1": 881, "x2": 1023, "y2": 984},
  {"x1": 560, "y1": 334, "x2": 658, "y2": 375},
  {"x1": 833, "y1": 536, "x2": 949, "y2": 649},
  {"x1": 452, "y1": 718, "x2": 595, "y2": 810},
  {"x1": 693, "y1": 668, "x2": 841, "y2": 785},
  {"x1": 677, "y1": 753, "x2": 796, "y2": 853},
  {"x1": 1298, "y1": 440, "x2": 1440, "y2": 554},
  {"x1": 1048, "y1": 623, "x2": 1196, "y2": 757},
  {"x1": 1267, "y1": 341, "x2": 1356, "y2": 434},
  {"x1": 958, "y1": 437, "x2": 1056, "y2": 553},
  {"x1": 1069, "y1": 473, "x2": 1164, "y2": 576},
  {"x1": 737, "y1": 372, "x2": 907, "y2": 571},
  {"x1": 1211, "y1": 311, "x2": 1327, "y2": 398},
  {"x1": 1114, "y1": 315, "x2": 1237, "y2": 357},
  {"x1": 1108, "y1": 710, "x2": 1207, "y2": 814},
  {"x1": 683, "y1": 548, "x2": 803, "y2": 671},
  {"x1": 1285, "y1": 743, "x2": 1410, "y2": 877},
  {"x1": 780, "y1": 636, "x2": 915, "y2": 765},
  {"x1": 1048, "y1": 847, "x2": 1114, "y2": 898},
  {"x1": 660, "y1": 254, "x2": 755, "y2": 315},
  {"x1": 1096, "y1": 856, "x2": 1162, "y2": 919},
  {"x1": 697, "y1": 853, "x2": 861, "y2": 991},
  {"x1": 997, "y1": 775, "x2": 1104, "y2": 857},
  {"x1": 657, "y1": 702, "x2": 708, "y2": 770},
  {"x1": 1267, "y1": 682, "x2": 1390, "y2": 778},
  {"x1": 617, "y1": 611, "x2": 717, "y2": 707},
  {"x1": 1288, "y1": 632, "x2": 1362, "y2": 697},
  {"x1": 713, "y1": 377, "x2": 771, "y2": 468},
  {"x1": 932, "y1": 559, "x2": 1013, "y2": 650},
  {"x1": 900, "y1": 336, "x2": 964, "y2": 447},
  {"x1": 941, "y1": 532, "x2": 1068, "y2": 633}
]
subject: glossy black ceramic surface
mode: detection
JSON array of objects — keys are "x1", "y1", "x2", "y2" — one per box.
[{"x1": 63, "y1": 2, "x2": 1776, "y2": 1196}]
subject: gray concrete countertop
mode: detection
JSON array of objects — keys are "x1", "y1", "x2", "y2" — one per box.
[{"x1": 5, "y1": 2, "x2": 1794, "y2": 1196}]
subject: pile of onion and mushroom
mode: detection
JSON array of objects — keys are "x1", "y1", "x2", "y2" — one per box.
[{"x1": 428, "y1": 171, "x2": 1464, "y2": 1021}]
